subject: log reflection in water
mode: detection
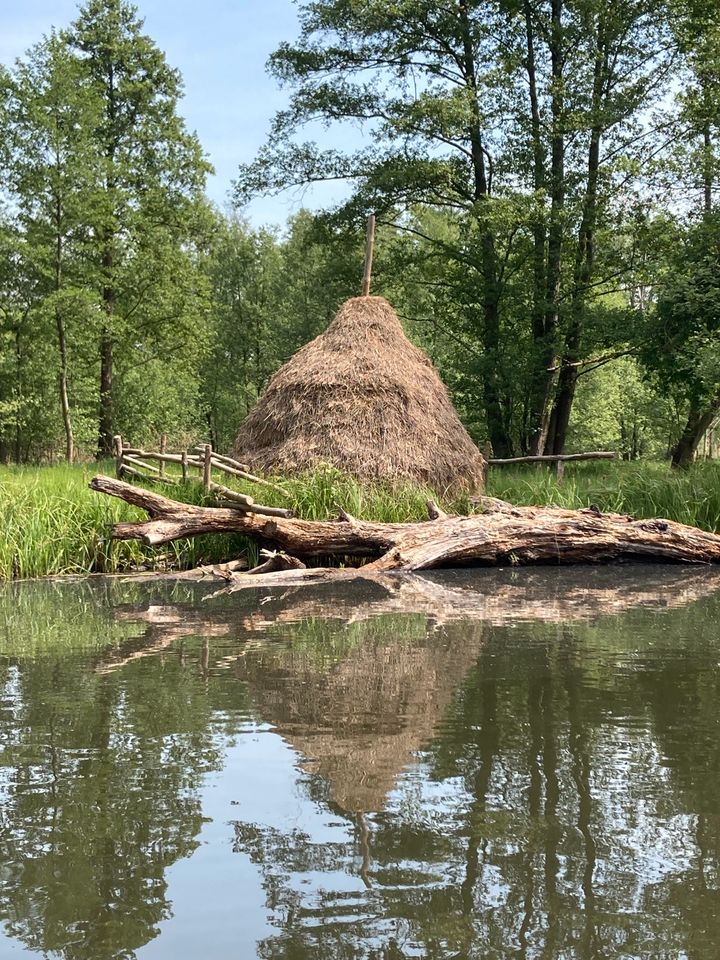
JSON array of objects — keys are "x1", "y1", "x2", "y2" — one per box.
[{"x1": 110, "y1": 564, "x2": 720, "y2": 645}]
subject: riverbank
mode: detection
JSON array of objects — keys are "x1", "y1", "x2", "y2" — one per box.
[{"x1": 2, "y1": 460, "x2": 719, "y2": 579}]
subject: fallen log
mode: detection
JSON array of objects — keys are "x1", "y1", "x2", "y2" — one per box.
[{"x1": 89, "y1": 474, "x2": 720, "y2": 570}]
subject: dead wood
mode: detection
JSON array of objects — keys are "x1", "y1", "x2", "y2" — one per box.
[
  {"x1": 488, "y1": 451, "x2": 616, "y2": 465},
  {"x1": 90, "y1": 474, "x2": 720, "y2": 571}
]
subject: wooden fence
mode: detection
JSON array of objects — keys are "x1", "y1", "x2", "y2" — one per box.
[
  {"x1": 113, "y1": 434, "x2": 616, "y2": 509},
  {"x1": 112, "y1": 434, "x2": 293, "y2": 518},
  {"x1": 486, "y1": 450, "x2": 616, "y2": 482}
]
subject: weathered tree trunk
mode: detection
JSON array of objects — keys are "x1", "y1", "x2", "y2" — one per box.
[
  {"x1": 459, "y1": 0, "x2": 510, "y2": 458},
  {"x1": 90, "y1": 475, "x2": 720, "y2": 570},
  {"x1": 98, "y1": 304, "x2": 114, "y2": 457},
  {"x1": 529, "y1": 0, "x2": 565, "y2": 456},
  {"x1": 671, "y1": 395, "x2": 720, "y2": 468},
  {"x1": 54, "y1": 196, "x2": 74, "y2": 464}
]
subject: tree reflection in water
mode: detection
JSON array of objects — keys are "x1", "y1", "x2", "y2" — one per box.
[{"x1": 1, "y1": 569, "x2": 720, "y2": 959}]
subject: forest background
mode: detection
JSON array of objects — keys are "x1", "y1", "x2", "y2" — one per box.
[{"x1": 1, "y1": 0, "x2": 719, "y2": 471}]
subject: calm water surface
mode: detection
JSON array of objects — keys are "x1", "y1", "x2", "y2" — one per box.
[{"x1": 1, "y1": 566, "x2": 720, "y2": 959}]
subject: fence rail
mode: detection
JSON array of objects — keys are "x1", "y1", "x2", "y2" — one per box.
[
  {"x1": 113, "y1": 435, "x2": 616, "y2": 504},
  {"x1": 112, "y1": 434, "x2": 292, "y2": 517},
  {"x1": 486, "y1": 450, "x2": 616, "y2": 481}
]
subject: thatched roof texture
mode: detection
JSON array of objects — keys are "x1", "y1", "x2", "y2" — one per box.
[{"x1": 234, "y1": 296, "x2": 486, "y2": 493}]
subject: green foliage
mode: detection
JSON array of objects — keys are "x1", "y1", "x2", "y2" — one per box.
[
  {"x1": 644, "y1": 215, "x2": 720, "y2": 405},
  {"x1": 1, "y1": 0, "x2": 719, "y2": 474},
  {"x1": 237, "y1": 0, "x2": 678, "y2": 456},
  {"x1": 0, "y1": 0, "x2": 212, "y2": 461},
  {"x1": 201, "y1": 211, "x2": 362, "y2": 451},
  {"x1": 567, "y1": 358, "x2": 682, "y2": 459}
]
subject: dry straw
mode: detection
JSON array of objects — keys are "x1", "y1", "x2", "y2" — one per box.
[{"x1": 234, "y1": 295, "x2": 486, "y2": 494}]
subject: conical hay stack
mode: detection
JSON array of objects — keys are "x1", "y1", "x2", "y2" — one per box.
[{"x1": 234, "y1": 296, "x2": 486, "y2": 493}]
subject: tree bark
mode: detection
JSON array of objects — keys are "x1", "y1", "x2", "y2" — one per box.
[
  {"x1": 458, "y1": 0, "x2": 510, "y2": 456},
  {"x1": 549, "y1": 24, "x2": 606, "y2": 456},
  {"x1": 54, "y1": 194, "x2": 74, "y2": 464},
  {"x1": 530, "y1": 0, "x2": 565, "y2": 456},
  {"x1": 671, "y1": 394, "x2": 720, "y2": 468},
  {"x1": 90, "y1": 474, "x2": 720, "y2": 568},
  {"x1": 98, "y1": 59, "x2": 117, "y2": 459},
  {"x1": 97, "y1": 245, "x2": 114, "y2": 459}
]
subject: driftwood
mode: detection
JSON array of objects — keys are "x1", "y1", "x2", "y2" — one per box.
[{"x1": 90, "y1": 475, "x2": 720, "y2": 576}]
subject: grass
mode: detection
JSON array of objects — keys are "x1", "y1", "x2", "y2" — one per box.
[
  {"x1": 1, "y1": 458, "x2": 719, "y2": 580},
  {"x1": 488, "y1": 459, "x2": 720, "y2": 532},
  {"x1": 0, "y1": 462, "x2": 252, "y2": 580}
]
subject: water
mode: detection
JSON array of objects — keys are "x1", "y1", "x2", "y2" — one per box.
[{"x1": 2, "y1": 566, "x2": 720, "y2": 959}]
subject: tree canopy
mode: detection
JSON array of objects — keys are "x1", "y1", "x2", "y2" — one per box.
[{"x1": 0, "y1": 0, "x2": 719, "y2": 467}]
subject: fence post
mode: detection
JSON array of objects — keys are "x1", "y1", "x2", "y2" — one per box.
[
  {"x1": 181, "y1": 450, "x2": 188, "y2": 484},
  {"x1": 159, "y1": 433, "x2": 167, "y2": 479},
  {"x1": 555, "y1": 459, "x2": 565, "y2": 482},
  {"x1": 113, "y1": 434, "x2": 123, "y2": 479},
  {"x1": 481, "y1": 442, "x2": 492, "y2": 489},
  {"x1": 203, "y1": 443, "x2": 212, "y2": 493}
]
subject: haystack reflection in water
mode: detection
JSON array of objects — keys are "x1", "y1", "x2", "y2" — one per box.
[{"x1": 1, "y1": 567, "x2": 720, "y2": 959}]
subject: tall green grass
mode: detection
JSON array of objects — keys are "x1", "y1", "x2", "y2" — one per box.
[
  {"x1": 0, "y1": 463, "x2": 252, "y2": 579},
  {"x1": 487, "y1": 460, "x2": 720, "y2": 531},
  {"x1": 1, "y1": 459, "x2": 719, "y2": 580}
]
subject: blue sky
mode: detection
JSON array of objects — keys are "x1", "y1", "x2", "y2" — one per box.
[{"x1": 1, "y1": 0, "x2": 347, "y2": 226}]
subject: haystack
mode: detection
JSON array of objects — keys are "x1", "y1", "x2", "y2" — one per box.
[{"x1": 234, "y1": 296, "x2": 486, "y2": 493}]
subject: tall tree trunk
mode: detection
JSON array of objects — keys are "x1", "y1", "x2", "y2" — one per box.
[
  {"x1": 55, "y1": 310, "x2": 74, "y2": 464},
  {"x1": 671, "y1": 393, "x2": 720, "y2": 468},
  {"x1": 98, "y1": 62, "x2": 117, "y2": 459},
  {"x1": 54, "y1": 197, "x2": 74, "y2": 463},
  {"x1": 459, "y1": 1, "x2": 510, "y2": 456},
  {"x1": 98, "y1": 245, "x2": 115, "y2": 458},
  {"x1": 14, "y1": 325, "x2": 22, "y2": 464},
  {"x1": 524, "y1": 0, "x2": 548, "y2": 454},
  {"x1": 548, "y1": 325, "x2": 579, "y2": 456},
  {"x1": 549, "y1": 25, "x2": 606, "y2": 455},
  {"x1": 530, "y1": 0, "x2": 565, "y2": 456}
]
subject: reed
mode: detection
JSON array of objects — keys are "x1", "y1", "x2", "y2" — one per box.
[{"x1": 0, "y1": 463, "x2": 248, "y2": 579}]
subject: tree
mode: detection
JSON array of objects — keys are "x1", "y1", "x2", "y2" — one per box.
[
  {"x1": 0, "y1": 0, "x2": 213, "y2": 461},
  {"x1": 645, "y1": 215, "x2": 720, "y2": 467},
  {"x1": 663, "y1": 0, "x2": 720, "y2": 466},
  {"x1": 66, "y1": 0, "x2": 212, "y2": 455},
  {"x1": 237, "y1": 0, "x2": 675, "y2": 455},
  {"x1": 2, "y1": 33, "x2": 102, "y2": 462}
]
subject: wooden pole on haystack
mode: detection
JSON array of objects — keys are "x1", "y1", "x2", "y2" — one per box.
[{"x1": 361, "y1": 214, "x2": 376, "y2": 296}]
